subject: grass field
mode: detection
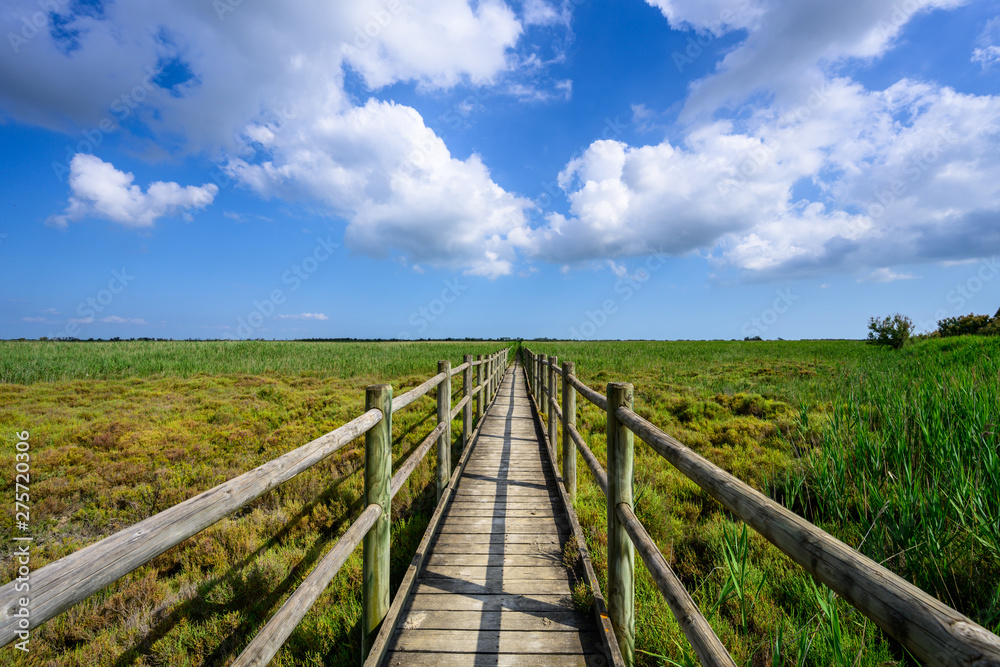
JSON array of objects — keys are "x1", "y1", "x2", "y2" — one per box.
[
  {"x1": 0, "y1": 341, "x2": 506, "y2": 666},
  {"x1": 1, "y1": 338, "x2": 998, "y2": 666},
  {"x1": 530, "y1": 337, "x2": 1000, "y2": 666}
]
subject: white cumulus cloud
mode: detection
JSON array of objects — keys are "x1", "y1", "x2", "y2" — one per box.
[
  {"x1": 1, "y1": 0, "x2": 550, "y2": 275},
  {"x1": 226, "y1": 99, "x2": 532, "y2": 278},
  {"x1": 525, "y1": 76, "x2": 1000, "y2": 280},
  {"x1": 48, "y1": 154, "x2": 217, "y2": 229}
]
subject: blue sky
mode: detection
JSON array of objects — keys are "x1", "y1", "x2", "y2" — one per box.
[{"x1": 1, "y1": 0, "x2": 999, "y2": 340}]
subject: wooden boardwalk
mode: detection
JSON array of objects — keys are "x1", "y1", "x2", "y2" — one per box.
[{"x1": 378, "y1": 360, "x2": 608, "y2": 666}]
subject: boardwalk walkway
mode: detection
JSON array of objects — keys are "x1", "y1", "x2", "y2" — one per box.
[{"x1": 379, "y1": 360, "x2": 607, "y2": 666}]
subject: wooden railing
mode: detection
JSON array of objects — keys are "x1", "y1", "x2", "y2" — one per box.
[
  {"x1": 0, "y1": 347, "x2": 512, "y2": 665},
  {"x1": 520, "y1": 347, "x2": 1000, "y2": 667}
]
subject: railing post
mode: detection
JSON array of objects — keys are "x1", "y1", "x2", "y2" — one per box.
[
  {"x1": 437, "y1": 360, "x2": 452, "y2": 501},
  {"x1": 607, "y1": 382, "x2": 635, "y2": 666},
  {"x1": 529, "y1": 352, "x2": 535, "y2": 395},
  {"x1": 463, "y1": 354, "x2": 472, "y2": 450},
  {"x1": 486, "y1": 355, "x2": 493, "y2": 406},
  {"x1": 525, "y1": 349, "x2": 531, "y2": 388},
  {"x1": 535, "y1": 354, "x2": 542, "y2": 399},
  {"x1": 476, "y1": 354, "x2": 484, "y2": 422},
  {"x1": 562, "y1": 361, "x2": 576, "y2": 500},
  {"x1": 548, "y1": 355, "x2": 557, "y2": 445},
  {"x1": 362, "y1": 384, "x2": 391, "y2": 656}
]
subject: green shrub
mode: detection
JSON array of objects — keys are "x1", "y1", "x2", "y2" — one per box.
[
  {"x1": 980, "y1": 318, "x2": 1000, "y2": 336},
  {"x1": 938, "y1": 313, "x2": 992, "y2": 337},
  {"x1": 866, "y1": 314, "x2": 913, "y2": 349}
]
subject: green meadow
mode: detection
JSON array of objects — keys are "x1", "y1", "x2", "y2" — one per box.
[
  {"x1": 0, "y1": 341, "x2": 503, "y2": 666},
  {"x1": 1, "y1": 338, "x2": 998, "y2": 666},
  {"x1": 531, "y1": 337, "x2": 1000, "y2": 666}
]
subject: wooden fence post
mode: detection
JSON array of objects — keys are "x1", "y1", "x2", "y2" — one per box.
[
  {"x1": 562, "y1": 361, "x2": 576, "y2": 500},
  {"x1": 437, "y1": 360, "x2": 451, "y2": 501},
  {"x1": 486, "y1": 355, "x2": 493, "y2": 406},
  {"x1": 363, "y1": 384, "x2": 391, "y2": 656},
  {"x1": 463, "y1": 354, "x2": 472, "y2": 450},
  {"x1": 476, "y1": 354, "x2": 483, "y2": 422},
  {"x1": 535, "y1": 354, "x2": 542, "y2": 400},
  {"x1": 548, "y1": 356, "x2": 558, "y2": 445},
  {"x1": 607, "y1": 382, "x2": 635, "y2": 666}
]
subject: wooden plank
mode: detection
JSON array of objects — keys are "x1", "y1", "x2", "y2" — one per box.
[
  {"x1": 426, "y1": 542, "x2": 564, "y2": 556},
  {"x1": 405, "y1": 593, "x2": 575, "y2": 612},
  {"x1": 444, "y1": 508, "x2": 559, "y2": 519},
  {"x1": 398, "y1": 610, "x2": 595, "y2": 632},
  {"x1": 391, "y1": 629, "x2": 603, "y2": 654},
  {"x1": 422, "y1": 565, "x2": 572, "y2": 580},
  {"x1": 412, "y1": 579, "x2": 572, "y2": 596},
  {"x1": 431, "y1": 532, "x2": 565, "y2": 545},
  {"x1": 437, "y1": 517, "x2": 569, "y2": 532},
  {"x1": 385, "y1": 651, "x2": 608, "y2": 666},
  {"x1": 426, "y1": 553, "x2": 564, "y2": 567},
  {"x1": 447, "y1": 496, "x2": 561, "y2": 505}
]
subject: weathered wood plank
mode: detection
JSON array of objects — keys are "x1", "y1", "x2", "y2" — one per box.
[
  {"x1": 385, "y1": 651, "x2": 608, "y2": 666},
  {"x1": 391, "y1": 629, "x2": 602, "y2": 654},
  {"x1": 443, "y1": 514, "x2": 559, "y2": 522},
  {"x1": 404, "y1": 593, "x2": 576, "y2": 612},
  {"x1": 431, "y1": 532, "x2": 566, "y2": 544},
  {"x1": 426, "y1": 553, "x2": 563, "y2": 567},
  {"x1": 426, "y1": 542, "x2": 564, "y2": 556},
  {"x1": 422, "y1": 565, "x2": 572, "y2": 581},
  {"x1": 398, "y1": 610, "x2": 595, "y2": 632},
  {"x1": 437, "y1": 517, "x2": 569, "y2": 533},
  {"x1": 412, "y1": 579, "x2": 572, "y2": 596}
]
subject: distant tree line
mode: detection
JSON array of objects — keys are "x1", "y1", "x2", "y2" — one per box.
[{"x1": 867, "y1": 307, "x2": 1000, "y2": 349}]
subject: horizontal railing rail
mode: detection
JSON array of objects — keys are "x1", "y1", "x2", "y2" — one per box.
[
  {"x1": 521, "y1": 346, "x2": 1000, "y2": 667},
  {"x1": 0, "y1": 347, "x2": 512, "y2": 664}
]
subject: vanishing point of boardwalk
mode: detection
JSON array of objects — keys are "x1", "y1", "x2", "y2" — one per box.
[{"x1": 380, "y1": 361, "x2": 608, "y2": 666}]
